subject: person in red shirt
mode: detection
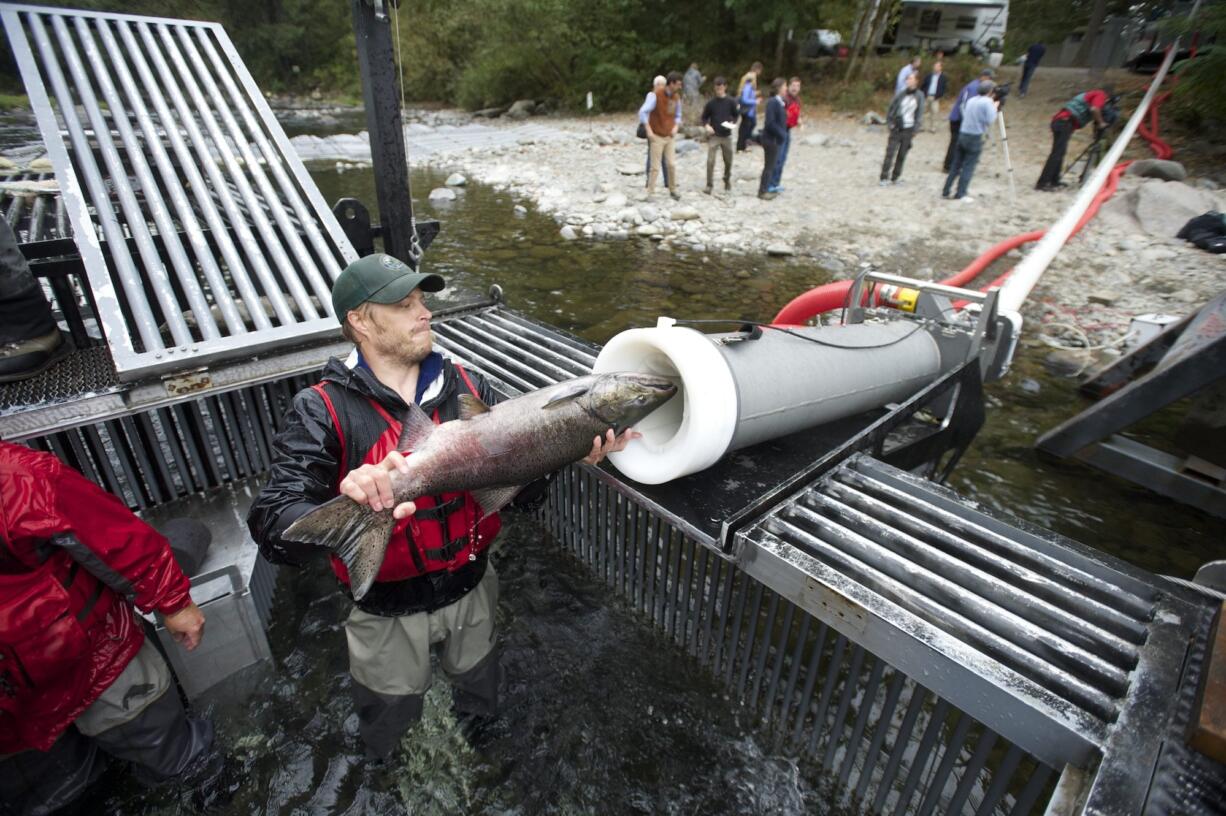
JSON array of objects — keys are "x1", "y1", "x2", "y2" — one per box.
[
  {"x1": 0, "y1": 442, "x2": 213, "y2": 813},
  {"x1": 1036, "y1": 86, "x2": 1112, "y2": 190},
  {"x1": 768, "y1": 76, "x2": 803, "y2": 193}
]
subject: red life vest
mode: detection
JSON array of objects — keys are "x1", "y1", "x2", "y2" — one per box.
[{"x1": 310, "y1": 365, "x2": 502, "y2": 587}]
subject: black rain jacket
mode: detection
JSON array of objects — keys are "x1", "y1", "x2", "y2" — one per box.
[{"x1": 246, "y1": 354, "x2": 548, "y2": 617}]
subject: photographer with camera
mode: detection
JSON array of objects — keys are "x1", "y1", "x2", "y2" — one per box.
[
  {"x1": 942, "y1": 80, "x2": 998, "y2": 203},
  {"x1": 1036, "y1": 85, "x2": 1115, "y2": 191},
  {"x1": 943, "y1": 68, "x2": 995, "y2": 173}
]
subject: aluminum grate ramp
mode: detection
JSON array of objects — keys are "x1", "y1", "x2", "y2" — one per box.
[
  {"x1": 1, "y1": 3, "x2": 358, "y2": 381},
  {"x1": 734, "y1": 454, "x2": 1210, "y2": 813},
  {"x1": 540, "y1": 463, "x2": 1064, "y2": 815},
  {"x1": 539, "y1": 453, "x2": 1223, "y2": 814}
]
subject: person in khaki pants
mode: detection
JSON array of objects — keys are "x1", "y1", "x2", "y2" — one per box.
[
  {"x1": 640, "y1": 71, "x2": 683, "y2": 199},
  {"x1": 701, "y1": 76, "x2": 739, "y2": 194},
  {"x1": 248, "y1": 254, "x2": 635, "y2": 760},
  {"x1": 921, "y1": 61, "x2": 948, "y2": 133}
]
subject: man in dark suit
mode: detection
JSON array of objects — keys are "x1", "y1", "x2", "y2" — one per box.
[
  {"x1": 1020, "y1": 43, "x2": 1046, "y2": 98},
  {"x1": 921, "y1": 61, "x2": 948, "y2": 133}
]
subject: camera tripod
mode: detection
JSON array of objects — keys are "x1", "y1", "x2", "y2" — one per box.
[{"x1": 1061, "y1": 127, "x2": 1108, "y2": 187}]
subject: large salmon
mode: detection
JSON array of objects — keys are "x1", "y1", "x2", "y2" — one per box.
[{"x1": 284, "y1": 371, "x2": 677, "y2": 599}]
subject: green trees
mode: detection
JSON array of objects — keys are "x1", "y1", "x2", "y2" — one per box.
[
  {"x1": 0, "y1": 0, "x2": 876, "y2": 108},
  {"x1": 1167, "y1": 2, "x2": 1226, "y2": 126}
]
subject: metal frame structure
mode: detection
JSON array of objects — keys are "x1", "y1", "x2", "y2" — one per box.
[
  {"x1": 13, "y1": 293, "x2": 1221, "y2": 812},
  {"x1": 1037, "y1": 289, "x2": 1226, "y2": 519},
  {"x1": 1, "y1": 3, "x2": 359, "y2": 381}
]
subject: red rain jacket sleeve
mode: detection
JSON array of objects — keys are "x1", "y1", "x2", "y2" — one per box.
[{"x1": 9, "y1": 451, "x2": 193, "y2": 616}]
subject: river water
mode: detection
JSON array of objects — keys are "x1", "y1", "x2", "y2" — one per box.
[{"x1": 4, "y1": 113, "x2": 1221, "y2": 813}]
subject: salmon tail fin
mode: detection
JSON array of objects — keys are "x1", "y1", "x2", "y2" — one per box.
[{"x1": 283, "y1": 495, "x2": 394, "y2": 601}]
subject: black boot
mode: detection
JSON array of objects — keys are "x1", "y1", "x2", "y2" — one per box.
[
  {"x1": 0, "y1": 219, "x2": 69, "y2": 383},
  {"x1": 0, "y1": 327, "x2": 71, "y2": 383}
]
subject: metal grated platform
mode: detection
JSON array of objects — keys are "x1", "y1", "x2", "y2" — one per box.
[
  {"x1": 2, "y1": 171, "x2": 71, "y2": 242},
  {"x1": 540, "y1": 464, "x2": 1061, "y2": 814},
  {"x1": 0, "y1": 346, "x2": 118, "y2": 414},
  {"x1": 1, "y1": 2, "x2": 359, "y2": 380},
  {"x1": 734, "y1": 454, "x2": 1208, "y2": 813}
]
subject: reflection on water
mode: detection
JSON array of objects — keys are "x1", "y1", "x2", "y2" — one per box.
[{"x1": 313, "y1": 166, "x2": 841, "y2": 344}]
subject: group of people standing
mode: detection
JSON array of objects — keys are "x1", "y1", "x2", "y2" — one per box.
[
  {"x1": 638, "y1": 61, "x2": 803, "y2": 201},
  {"x1": 877, "y1": 54, "x2": 1000, "y2": 203},
  {"x1": 881, "y1": 42, "x2": 1112, "y2": 203},
  {"x1": 878, "y1": 55, "x2": 999, "y2": 203},
  {"x1": 641, "y1": 42, "x2": 1109, "y2": 209}
]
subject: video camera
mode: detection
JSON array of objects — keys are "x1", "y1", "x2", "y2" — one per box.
[
  {"x1": 1102, "y1": 94, "x2": 1122, "y2": 127},
  {"x1": 991, "y1": 81, "x2": 1012, "y2": 109},
  {"x1": 1093, "y1": 95, "x2": 1123, "y2": 137}
]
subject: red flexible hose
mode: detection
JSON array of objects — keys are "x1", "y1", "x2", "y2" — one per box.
[{"x1": 772, "y1": 83, "x2": 1177, "y2": 325}]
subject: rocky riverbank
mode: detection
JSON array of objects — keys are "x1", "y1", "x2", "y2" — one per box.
[{"x1": 409, "y1": 68, "x2": 1223, "y2": 359}]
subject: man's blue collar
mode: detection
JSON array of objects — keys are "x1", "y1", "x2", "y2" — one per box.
[{"x1": 356, "y1": 350, "x2": 444, "y2": 404}]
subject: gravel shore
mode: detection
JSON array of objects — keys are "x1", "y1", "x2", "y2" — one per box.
[{"x1": 415, "y1": 67, "x2": 1224, "y2": 354}]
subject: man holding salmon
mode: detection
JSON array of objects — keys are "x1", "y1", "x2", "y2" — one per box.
[{"x1": 247, "y1": 254, "x2": 673, "y2": 759}]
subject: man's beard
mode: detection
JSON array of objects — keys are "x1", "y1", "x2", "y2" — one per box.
[{"x1": 367, "y1": 314, "x2": 433, "y2": 367}]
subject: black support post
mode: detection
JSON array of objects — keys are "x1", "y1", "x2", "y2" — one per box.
[{"x1": 351, "y1": 0, "x2": 418, "y2": 266}]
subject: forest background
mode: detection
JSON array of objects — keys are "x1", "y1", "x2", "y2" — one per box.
[{"x1": 0, "y1": 0, "x2": 1221, "y2": 124}]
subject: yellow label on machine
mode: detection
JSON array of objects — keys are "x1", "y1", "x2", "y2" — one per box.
[{"x1": 880, "y1": 285, "x2": 919, "y2": 313}]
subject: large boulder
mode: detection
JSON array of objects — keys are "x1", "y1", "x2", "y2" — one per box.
[
  {"x1": 505, "y1": 99, "x2": 536, "y2": 120},
  {"x1": 1098, "y1": 178, "x2": 1221, "y2": 237},
  {"x1": 1126, "y1": 159, "x2": 1187, "y2": 182},
  {"x1": 1133, "y1": 180, "x2": 1220, "y2": 237}
]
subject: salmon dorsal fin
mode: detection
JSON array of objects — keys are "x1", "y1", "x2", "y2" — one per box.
[
  {"x1": 543, "y1": 382, "x2": 590, "y2": 409},
  {"x1": 397, "y1": 402, "x2": 435, "y2": 452},
  {"x1": 458, "y1": 393, "x2": 491, "y2": 421}
]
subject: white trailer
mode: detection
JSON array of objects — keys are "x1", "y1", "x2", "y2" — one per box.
[{"x1": 892, "y1": 0, "x2": 1008, "y2": 55}]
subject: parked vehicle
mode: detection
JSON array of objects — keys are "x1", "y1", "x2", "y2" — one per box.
[
  {"x1": 891, "y1": 0, "x2": 1007, "y2": 55},
  {"x1": 800, "y1": 28, "x2": 843, "y2": 59}
]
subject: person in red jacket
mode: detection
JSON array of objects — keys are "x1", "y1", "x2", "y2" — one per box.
[
  {"x1": 765, "y1": 76, "x2": 803, "y2": 193},
  {"x1": 0, "y1": 442, "x2": 212, "y2": 813}
]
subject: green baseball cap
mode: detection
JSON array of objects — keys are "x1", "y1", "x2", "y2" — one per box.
[{"x1": 331, "y1": 254, "x2": 445, "y2": 323}]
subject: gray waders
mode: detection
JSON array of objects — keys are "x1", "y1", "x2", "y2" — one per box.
[
  {"x1": 346, "y1": 565, "x2": 501, "y2": 759},
  {"x1": 0, "y1": 640, "x2": 213, "y2": 816}
]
